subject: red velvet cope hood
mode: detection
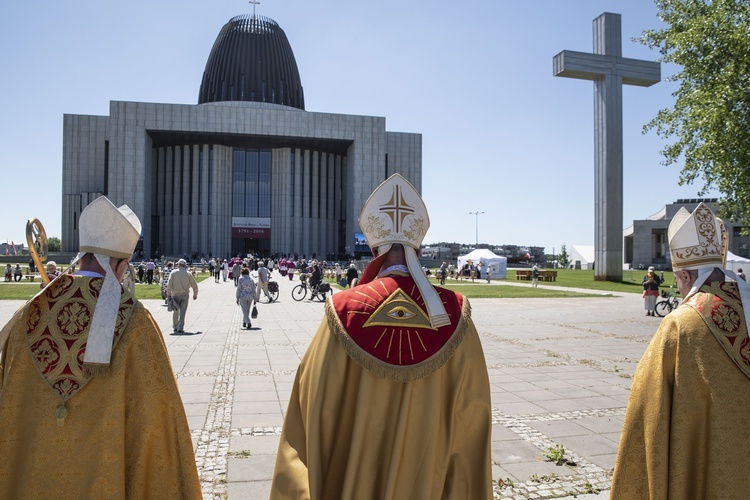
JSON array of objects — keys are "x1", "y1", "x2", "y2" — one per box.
[{"x1": 327, "y1": 274, "x2": 469, "y2": 382}]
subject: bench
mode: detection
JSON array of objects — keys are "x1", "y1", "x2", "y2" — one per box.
[
  {"x1": 25, "y1": 274, "x2": 40, "y2": 282},
  {"x1": 540, "y1": 270, "x2": 557, "y2": 282},
  {"x1": 516, "y1": 270, "x2": 557, "y2": 282}
]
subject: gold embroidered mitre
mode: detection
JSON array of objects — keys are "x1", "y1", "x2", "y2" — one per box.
[
  {"x1": 358, "y1": 174, "x2": 449, "y2": 328},
  {"x1": 668, "y1": 202, "x2": 727, "y2": 271},
  {"x1": 358, "y1": 174, "x2": 428, "y2": 251}
]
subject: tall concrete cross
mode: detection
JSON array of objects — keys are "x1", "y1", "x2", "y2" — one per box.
[{"x1": 553, "y1": 12, "x2": 660, "y2": 281}]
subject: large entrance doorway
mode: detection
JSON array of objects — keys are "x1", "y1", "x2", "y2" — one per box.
[{"x1": 232, "y1": 237, "x2": 270, "y2": 257}]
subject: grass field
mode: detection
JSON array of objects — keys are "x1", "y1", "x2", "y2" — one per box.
[
  {"x1": 423, "y1": 268, "x2": 677, "y2": 296},
  {"x1": 430, "y1": 283, "x2": 605, "y2": 299},
  {"x1": 0, "y1": 269, "x2": 672, "y2": 301},
  {"x1": 0, "y1": 274, "x2": 212, "y2": 301},
  {"x1": 506, "y1": 269, "x2": 676, "y2": 294}
]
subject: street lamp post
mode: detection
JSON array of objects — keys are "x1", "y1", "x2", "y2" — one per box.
[{"x1": 469, "y1": 211, "x2": 485, "y2": 247}]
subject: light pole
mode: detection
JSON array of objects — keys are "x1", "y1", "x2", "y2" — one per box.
[{"x1": 469, "y1": 211, "x2": 484, "y2": 247}]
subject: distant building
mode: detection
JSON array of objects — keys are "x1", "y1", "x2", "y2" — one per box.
[
  {"x1": 0, "y1": 242, "x2": 26, "y2": 256},
  {"x1": 61, "y1": 13, "x2": 421, "y2": 260},
  {"x1": 624, "y1": 198, "x2": 750, "y2": 270},
  {"x1": 493, "y1": 245, "x2": 545, "y2": 265}
]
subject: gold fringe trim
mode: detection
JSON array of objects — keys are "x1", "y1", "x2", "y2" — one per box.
[{"x1": 327, "y1": 296, "x2": 472, "y2": 382}]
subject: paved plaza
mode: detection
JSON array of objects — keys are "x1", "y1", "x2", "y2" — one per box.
[{"x1": 0, "y1": 274, "x2": 661, "y2": 499}]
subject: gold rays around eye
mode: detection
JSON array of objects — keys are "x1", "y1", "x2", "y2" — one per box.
[
  {"x1": 373, "y1": 327, "x2": 425, "y2": 364},
  {"x1": 366, "y1": 285, "x2": 385, "y2": 301}
]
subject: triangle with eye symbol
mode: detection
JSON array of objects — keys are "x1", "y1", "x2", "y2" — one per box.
[{"x1": 363, "y1": 288, "x2": 436, "y2": 330}]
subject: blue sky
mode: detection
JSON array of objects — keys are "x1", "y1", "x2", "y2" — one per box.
[{"x1": 0, "y1": 0, "x2": 715, "y2": 254}]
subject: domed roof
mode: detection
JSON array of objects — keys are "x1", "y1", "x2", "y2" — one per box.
[{"x1": 198, "y1": 14, "x2": 305, "y2": 109}]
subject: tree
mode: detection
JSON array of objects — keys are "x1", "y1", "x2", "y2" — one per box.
[
  {"x1": 558, "y1": 244, "x2": 570, "y2": 269},
  {"x1": 638, "y1": 0, "x2": 750, "y2": 222},
  {"x1": 48, "y1": 237, "x2": 62, "y2": 252}
]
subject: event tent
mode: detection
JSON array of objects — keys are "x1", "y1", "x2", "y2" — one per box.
[
  {"x1": 726, "y1": 251, "x2": 750, "y2": 274},
  {"x1": 457, "y1": 249, "x2": 507, "y2": 279},
  {"x1": 570, "y1": 245, "x2": 595, "y2": 270}
]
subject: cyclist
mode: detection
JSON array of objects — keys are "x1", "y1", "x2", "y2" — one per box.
[{"x1": 308, "y1": 260, "x2": 322, "y2": 299}]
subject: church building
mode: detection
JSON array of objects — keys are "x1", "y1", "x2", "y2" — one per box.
[{"x1": 61, "y1": 13, "x2": 421, "y2": 260}]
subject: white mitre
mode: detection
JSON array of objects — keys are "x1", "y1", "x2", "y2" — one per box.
[
  {"x1": 668, "y1": 202, "x2": 750, "y2": 320},
  {"x1": 77, "y1": 196, "x2": 141, "y2": 370},
  {"x1": 79, "y1": 196, "x2": 141, "y2": 259},
  {"x1": 358, "y1": 174, "x2": 449, "y2": 328},
  {"x1": 668, "y1": 202, "x2": 726, "y2": 271}
]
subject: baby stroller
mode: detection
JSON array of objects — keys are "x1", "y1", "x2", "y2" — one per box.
[{"x1": 267, "y1": 280, "x2": 279, "y2": 302}]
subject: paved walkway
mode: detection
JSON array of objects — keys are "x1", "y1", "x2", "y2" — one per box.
[{"x1": 0, "y1": 275, "x2": 661, "y2": 499}]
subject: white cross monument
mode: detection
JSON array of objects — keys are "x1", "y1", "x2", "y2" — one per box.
[{"x1": 554, "y1": 12, "x2": 660, "y2": 281}]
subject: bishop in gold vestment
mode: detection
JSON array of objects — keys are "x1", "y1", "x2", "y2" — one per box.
[
  {"x1": 0, "y1": 275, "x2": 201, "y2": 498},
  {"x1": 612, "y1": 281, "x2": 750, "y2": 498},
  {"x1": 271, "y1": 274, "x2": 492, "y2": 499},
  {"x1": 273, "y1": 173, "x2": 494, "y2": 500},
  {"x1": 612, "y1": 202, "x2": 750, "y2": 499}
]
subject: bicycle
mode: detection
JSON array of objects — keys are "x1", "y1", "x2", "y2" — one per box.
[
  {"x1": 654, "y1": 289, "x2": 680, "y2": 317},
  {"x1": 292, "y1": 277, "x2": 330, "y2": 302}
]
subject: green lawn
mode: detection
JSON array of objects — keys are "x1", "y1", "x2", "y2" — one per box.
[
  {"x1": 435, "y1": 282, "x2": 604, "y2": 298},
  {"x1": 506, "y1": 269, "x2": 677, "y2": 294},
  {"x1": 423, "y1": 268, "x2": 677, "y2": 296},
  {"x1": 0, "y1": 269, "x2": 673, "y2": 301},
  {"x1": 0, "y1": 274, "x2": 212, "y2": 301}
]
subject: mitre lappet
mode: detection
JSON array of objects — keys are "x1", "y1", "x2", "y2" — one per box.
[
  {"x1": 358, "y1": 174, "x2": 449, "y2": 328},
  {"x1": 75, "y1": 196, "x2": 142, "y2": 369}
]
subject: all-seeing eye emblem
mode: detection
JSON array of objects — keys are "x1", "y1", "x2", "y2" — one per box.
[{"x1": 363, "y1": 289, "x2": 435, "y2": 330}]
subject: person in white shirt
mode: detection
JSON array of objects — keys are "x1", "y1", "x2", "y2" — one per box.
[
  {"x1": 256, "y1": 262, "x2": 271, "y2": 302},
  {"x1": 167, "y1": 259, "x2": 199, "y2": 333}
]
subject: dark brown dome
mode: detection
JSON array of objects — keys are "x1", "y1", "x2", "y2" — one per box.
[{"x1": 198, "y1": 15, "x2": 305, "y2": 109}]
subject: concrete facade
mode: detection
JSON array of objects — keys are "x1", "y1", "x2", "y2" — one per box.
[
  {"x1": 62, "y1": 101, "x2": 421, "y2": 260},
  {"x1": 624, "y1": 198, "x2": 750, "y2": 270}
]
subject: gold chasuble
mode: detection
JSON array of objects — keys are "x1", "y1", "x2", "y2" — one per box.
[
  {"x1": 0, "y1": 275, "x2": 200, "y2": 499},
  {"x1": 611, "y1": 281, "x2": 750, "y2": 499},
  {"x1": 271, "y1": 275, "x2": 492, "y2": 500}
]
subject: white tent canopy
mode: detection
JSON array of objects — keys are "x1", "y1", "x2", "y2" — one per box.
[
  {"x1": 726, "y1": 251, "x2": 750, "y2": 273},
  {"x1": 570, "y1": 245, "x2": 595, "y2": 270},
  {"x1": 456, "y1": 249, "x2": 507, "y2": 279}
]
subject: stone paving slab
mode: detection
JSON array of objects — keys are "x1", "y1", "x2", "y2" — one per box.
[{"x1": 0, "y1": 275, "x2": 658, "y2": 499}]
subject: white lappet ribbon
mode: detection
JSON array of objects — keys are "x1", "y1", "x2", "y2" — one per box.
[
  {"x1": 83, "y1": 253, "x2": 122, "y2": 366},
  {"x1": 404, "y1": 246, "x2": 450, "y2": 328}
]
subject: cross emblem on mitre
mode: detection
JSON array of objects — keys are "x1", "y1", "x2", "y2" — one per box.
[{"x1": 379, "y1": 184, "x2": 414, "y2": 233}]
